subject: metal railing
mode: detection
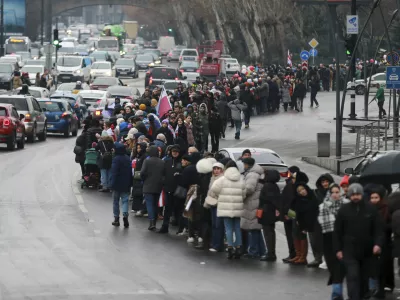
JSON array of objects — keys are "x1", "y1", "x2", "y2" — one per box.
[{"x1": 355, "y1": 118, "x2": 400, "y2": 155}]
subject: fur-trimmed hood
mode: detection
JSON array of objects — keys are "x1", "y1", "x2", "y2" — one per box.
[
  {"x1": 224, "y1": 167, "x2": 241, "y2": 181},
  {"x1": 100, "y1": 135, "x2": 114, "y2": 142},
  {"x1": 196, "y1": 157, "x2": 217, "y2": 174}
]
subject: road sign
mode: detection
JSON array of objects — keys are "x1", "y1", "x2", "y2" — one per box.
[
  {"x1": 387, "y1": 51, "x2": 400, "y2": 65},
  {"x1": 308, "y1": 38, "x2": 319, "y2": 49},
  {"x1": 346, "y1": 15, "x2": 359, "y2": 35},
  {"x1": 301, "y1": 60, "x2": 308, "y2": 70},
  {"x1": 310, "y1": 49, "x2": 318, "y2": 57},
  {"x1": 386, "y1": 66, "x2": 400, "y2": 89},
  {"x1": 300, "y1": 50, "x2": 310, "y2": 60}
]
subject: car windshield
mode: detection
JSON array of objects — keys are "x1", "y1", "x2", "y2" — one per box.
[
  {"x1": 57, "y1": 57, "x2": 81, "y2": 67},
  {"x1": 21, "y1": 66, "x2": 43, "y2": 74},
  {"x1": 79, "y1": 92, "x2": 104, "y2": 98},
  {"x1": 93, "y1": 78, "x2": 116, "y2": 85},
  {"x1": 164, "y1": 82, "x2": 187, "y2": 89},
  {"x1": 90, "y1": 52, "x2": 107, "y2": 60},
  {"x1": 136, "y1": 55, "x2": 153, "y2": 62},
  {"x1": 225, "y1": 59, "x2": 238, "y2": 63},
  {"x1": 0, "y1": 64, "x2": 13, "y2": 73},
  {"x1": 232, "y1": 152, "x2": 284, "y2": 164},
  {"x1": 26, "y1": 90, "x2": 42, "y2": 98},
  {"x1": 39, "y1": 101, "x2": 65, "y2": 112},
  {"x1": 0, "y1": 98, "x2": 28, "y2": 111},
  {"x1": 57, "y1": 83, "x2": 76, "y2": 91},
  {"x1": 181, "y1": 61, "x2": 199, "y2": 68},
  {"x1": 116, "y1": 59, "x2": 134, "y2": 66},
  {"x1": 151, "y1": 68, "x2": 178, "y2": 79},
  {"x1": 51, "y1": 96, "x2": 76, "y2": 104},
  {"x1": 92, "y1": 62, "x2": 110, "y2": 69},
  {"x1": 182, "y1": 50, "x2": 197, "y2": 56}
]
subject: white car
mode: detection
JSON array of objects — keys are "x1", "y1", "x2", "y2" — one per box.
[
  {"x1": 78, "y1": 90, "x2": 111, "y2": 114},
  {"x1": 219, "y1": 58, "x2": 241, "y2": 77},
  {"x1": 20, "y1": 65, "x2": 45, "y2": 84},
  {"x1": 179, "y1": 61, "x2": 199, "y2": 82},
  {"x1": 14, "y1": 86, "x2": 50, "y2": 99},
  {"x1": 179, "y1": 48, "x2": 199, "y2": 63},
  {"x1": 347, "y1": 72, "x2": 386, "y2": 95},
  {"x1": 217, "y1": 147, "x2": 289, "y2": 189},
  {"x1": 90, "y1": 61, "x2": 114, "y2": 80}
]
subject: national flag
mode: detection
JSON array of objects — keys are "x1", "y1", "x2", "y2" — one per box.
[
  {"x1": 156, "y1": 88, "x2": 172, "y2": 118},
  {"x1": 158, "y1": 190, "x2": 166, "y2": 207},
  {"x1": 287, "y1": 49, "x2": 292, "y2": 67}
]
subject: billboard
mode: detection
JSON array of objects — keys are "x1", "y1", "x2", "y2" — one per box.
[{"x1": 4, "y1": 0, "x2": 26, "y2": 36}]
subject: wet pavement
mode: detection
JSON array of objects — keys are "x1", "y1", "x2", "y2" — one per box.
[{"x1": 0, "y1": 72, "x2": 398, "y2": 299}]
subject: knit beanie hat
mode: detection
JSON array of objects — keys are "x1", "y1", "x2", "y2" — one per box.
[{"x1": 347, "y1": 183, "x2": 364, "y2": 198}]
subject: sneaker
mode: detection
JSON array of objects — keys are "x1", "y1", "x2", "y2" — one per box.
[
  {"x1": 209, "y1": 248, "x2": 218, "y2": 252},
  {"x1": 135, "y1": 211, "x2": 143, "y2": 217},
  {"x1": 130, "y1": 210, "x2": 137, "y2": 213},
  {"x1": 319, "y1": 261, "x2": 328, "y2": 269},
  {"x1": 245, "y1": 125, "x2": 249, "y2": 128},
  {"x1": 187, "y1": 237, "x2": 195, "y2": 243}
]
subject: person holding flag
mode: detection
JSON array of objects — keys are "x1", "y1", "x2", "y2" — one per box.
[{"x1": 156, "y1": 87, "x2": 173, "y2": 119}]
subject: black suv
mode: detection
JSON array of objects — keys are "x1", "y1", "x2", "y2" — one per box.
[{"x1": 145, "y1": 67, "x2": 185, "y2": 88}]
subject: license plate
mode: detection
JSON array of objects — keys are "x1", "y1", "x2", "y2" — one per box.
[
  {"x1": 47, "y1": 124, "x2": 54, "y2": 128},
  {"x1": 186, "y1": 69, "x2": 195, "y2": 72},
  {"x1": 184, "y1": 57, "x2": 195, "y2": 61},
  {"x1": 120, "y1": 72, "x2": 127, "y2": 75}
]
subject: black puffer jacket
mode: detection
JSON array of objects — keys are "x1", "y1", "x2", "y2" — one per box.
[
  {"x1": 163, "y1": 156, "x2": 183, "y2": 193},
  {"x1": 95, "y1": 135, "x2": 115, "y2": 169},
  {"x1": 258, "y1": 170, "x2": 281, "y2": 226},
  {"x1": 315, "y1": 173, "x2": 334, "y2": 204},
  {"x1": 293, "y1": 182, "x2": 319, "y2": 232}
]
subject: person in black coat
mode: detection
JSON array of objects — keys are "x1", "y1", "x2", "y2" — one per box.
[
  {"x1": 158, "y1": 145, "x2": 183, "y2": 234},
  {"x1": 239, "y1": 85, "x2": 255, "y2": 127},
  {"x1": 111, "y1": 142, "x2": 133, "y2": 228},
  {"x1": 258, "y1": 169, "x2": 281, "y2": 261},
  {"x1": 95, "y1": 135, "x2": 115, "y2": 192},
  {"x1": 141, "y1": 145, "x2": 165, "y2": 231},
  {"x1": 216, "y1": 96, "x2": 229, "y2": 138},
  {"x1": 309, "y1": 76, "x2": 320, "y2": 108},
  {"x1": 291, "y1": 182, "x2": 319, "y2": 265},
  {"x1": 267, "y1": 78, "x2": 280, "y2": 113},
  {"x1": 280, "y1": 166, "x2": 309, "y2": 263},
  {"x1": 86, "y1": 119, "x2": 103, "y2": 148},
  {"x1": 208, "y1": 109, "x2": 222, "y2": 153},
  {"x1": 74, "y1": 124, "x2": 90, "y2": 178},
  {"x1": 334, "y1": 183, "x2": 384, "y2": 300},
  {"x1": 131, "y1": 142, "x2": 147, "y2": 214},
  {"x1": 293, "y1": 79, "x2": 307, "y2": 112}
]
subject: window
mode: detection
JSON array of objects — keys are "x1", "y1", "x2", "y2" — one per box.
[
  {"x1": 374, "y1": 74, "x2": 386, "y2": 81},
  {"x1": 0, "y1": 98, "x2": 28, "y2": 111},
  {"x1": 12, "y1": 108, "x2": 19, "y2": 118},
  {"x1": 0, "y1": 107, "x2": 7, "y2": 116},
  {"x1": 32, "y1": 99, "x2": 41, "y2": 111},
  {"x1": 39, "y1": 101, "x2": 64, "y2": 112},
  {"x1": 151, "y1": 68, "x2": 178, "y2": 79},
  {"x1": 182, "y1": 50, "x2": 197, "y2": 56}
]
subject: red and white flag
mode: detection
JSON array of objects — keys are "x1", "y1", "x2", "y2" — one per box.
[
  {"x1": 158, "y1": 190, "x2": 166, "y2": 207},
  {"x1": 156, "y1": 88, "x2": 172, "y2": 118},
  {"x1": 287, "y1": 50, "x2": 292, "y2": 67}
]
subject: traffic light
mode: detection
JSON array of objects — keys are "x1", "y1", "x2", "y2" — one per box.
[
  {"x1": 345, "y1": 36, "x2": 355, "y2": 57},
  {"x1": 53, "y1": 29, "x2": 61, "y2": 49},
  {"x1": 168, "y1": 28, "x2": 173, "y2": 32}
]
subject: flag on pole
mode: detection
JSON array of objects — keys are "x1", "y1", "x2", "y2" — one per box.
[
  {"x1": 156, "y1": 87, "x2": 172, "y2": 118},
  {"x1": 287, "y1": 50, "x2": 292, "y2": 67}
]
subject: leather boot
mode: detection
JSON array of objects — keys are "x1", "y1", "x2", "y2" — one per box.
[
  {"x1": 234, "y1": 247, "x2": 241, "y2": 259},
  {"x1": 112, "y1": 217, "x2": 120, "y2": 227},
  {"x1": 123, "y1": 217, "x2": 129, "y2": 228},
  {"x1": 227, "y1": 247, "x2": 234, "y2": 259},
  {"x1": 288, "y1": 240, "x2": 301, "y2": 263},
  {"x1": 293, "y1": 239, "x2": 308, "y2": 265},
  {"x1": 148, "y1": 220, "x2": 156, "y2": 231}
]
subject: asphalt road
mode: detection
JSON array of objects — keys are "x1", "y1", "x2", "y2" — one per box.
[{"x1": 0, "y1": 67, "x2": 398, "y2": 299}]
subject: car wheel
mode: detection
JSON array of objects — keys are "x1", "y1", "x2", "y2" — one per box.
[
  {"x1": 64, "y1": 125, "x2": 71, "y2": 138},
  {"x1": 355, "y1": 85, "x2": 365, "y2": 95},
  {"x1": 27, "y1": 125, "x2": 36, "y2": 143},
  {"x1": 17, "y1": 132, "x2": 25, "y2": 149},
  {"x1": 38, "y1": 124, "x2": 47, "y2": 141},
  {"x1": 6, "y1": 132, "x2": 16, "y2": 151}
]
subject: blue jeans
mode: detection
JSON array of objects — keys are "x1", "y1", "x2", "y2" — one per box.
[
  {"x1": 234, "y1": 120, "x2": 242, "y2": 137},
  {"x1": 211, "y1": 207, "x2": 225, "y2": 251},
  {"x1": 113, "y1": 191, "x2": 129, "y2": 217},
  {"x1": 100, "y1": 168, "x2": 112, "y2": 189},
  {"x1": 331, "y1": 283, "x2": 343, "y2": 300},
  {"x1": 144, "y1": 193, "x2": 159, "y2": 220},
  {"x1": 223, "y1": 217, "x2": 242, "y2": 247},
  {"x1": 248, "y1": 230, "x2": 267, "y2": 257}
]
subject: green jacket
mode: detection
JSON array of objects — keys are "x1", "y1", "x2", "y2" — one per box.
[{"x1": 376, "y1": 87, "x2": 385, "y2": 103}]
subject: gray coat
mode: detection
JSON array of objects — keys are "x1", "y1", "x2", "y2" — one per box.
[
  {"x1": 241, "y1": 164, "x2": 264, "y2": 230},
  {"x1": 140, "y1": 146, "x2": 165, "y2": 194},
  {"x1": 227, "y1": 99, "x2": 247, "y2": 122},
  {"x1": 257, "y1": 82, "x2": 269, "y2": 99},
  {"x1": 280, "y1": 84, "x2": 291, "y2": 104}
]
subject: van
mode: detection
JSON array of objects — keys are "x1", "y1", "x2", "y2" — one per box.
[
  {"x1": 158, "y1": 36, "x2": 175, "y2": 56},
  {"x1": 179, "y1": 48, "x2": 198, "y2": 64},
  {"x1": 57, "y1": 56, "x2": 92, "y2": 83},
  {"x1": 219, "y1": 58, "x2": 240, "y2": 77}
]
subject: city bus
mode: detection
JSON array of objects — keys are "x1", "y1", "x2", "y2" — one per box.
[{"x1": 5, "y1": 36, "x2": 31, "y2": 54}]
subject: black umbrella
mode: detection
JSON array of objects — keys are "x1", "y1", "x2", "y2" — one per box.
[{"x1": 359, "y1": 152, "x2": 400, "y2": 184}]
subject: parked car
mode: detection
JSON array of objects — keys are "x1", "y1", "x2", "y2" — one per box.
[
  {"x1": 0, "y1": 95, "x2": 47, "y2": 143},
  {"x1": 107, "y1": 85, "x2": 141, "y2": 100},
  {"x1": 14, "y1": 87, "x2": 50, "y2": 100},
  {"x1": 167, "y1": 49, "x2": 182, "y2": 62},
  {"x1": 77, "y1": 90, "x2": 111, "y2": 115},
  {"x1": 114, "y1": 58, "x2": 139, "y2": 78},
  {"x1": 90, "y1": 77, "x2": 124, "y2": 91},
  {"x1": 0, "y1": 103, "x2": 25, "y2": 150},
  {"x1": 50, "y1": 91, "x2": 88, "y2": 125},
  {"x1": 158, "y1": 80, "x2": 191, "y2": 94},
  {"x1": 145, "y1": 66, "x2": 185, "y2": 88},
  {"x1": 0, "y1": 63, "x2": 15, "y2": 90},
  {"x1": 346, "y1": 72, "x2": 386, "y2": 96},
  {"x1": 56, "y1": 82, "x2": 90, "y2": 93},
  {"x1": 38, "y1": 99, "x2": 79, "y2": 137},
  {"x1": 179, "y1": 61, "x2": 200, "y2": 82},
  {"x1": 217, "y1": 147, "x2": 289, "y2": 189},
  {"x1": 90, "y1": 61, "x2": 114, "y2": 80}
]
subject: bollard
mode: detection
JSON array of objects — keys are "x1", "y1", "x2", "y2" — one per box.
[{"x1": 317, "y1": 133, "x2": 330, "y2": 157}]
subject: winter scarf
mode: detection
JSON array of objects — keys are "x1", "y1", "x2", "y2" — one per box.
[{"x1": 318, "y1": 196, "x2": 349, "y2": 234}]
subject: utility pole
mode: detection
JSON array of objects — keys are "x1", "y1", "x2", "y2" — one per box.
[
  {"x1": 349, "y1": 0, "x2": 357, "y2": 119},
  {"x1": 41, "y1": 0, "x2": 44, "y2": 45},
  {"x1": 0, "y1": 0, "x2": 4, "y2": 57}
]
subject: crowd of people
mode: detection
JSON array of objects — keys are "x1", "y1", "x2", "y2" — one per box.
[{"x1": 72, "y1": 62, "x2": 397, "y2": 300}]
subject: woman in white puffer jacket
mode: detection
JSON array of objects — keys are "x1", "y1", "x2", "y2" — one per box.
[{"x1": 210, "y1": 160, "x2": 246, "y2": 259}]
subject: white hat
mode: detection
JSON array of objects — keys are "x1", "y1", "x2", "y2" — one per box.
[
  {"x1": 213, "y1": 162, "x2": 224, "y2": 169},
  {"x1": 247, "y1": 79, "x2": 252, "y2": 83},
  {"x1": 135, "y1": 110, "x2": 144, "y2": 116},
  {"x1": 125, "y1": 128, "x2": 138, "y2": 140},
  {"x1": 254, "y1": 78, "x2": 259, "y2": 83},
  {"x1": 156, "y1": 133, "x2": 166, "y2": 142}
]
